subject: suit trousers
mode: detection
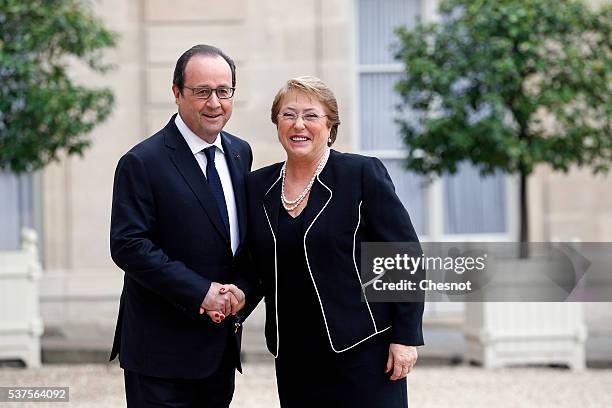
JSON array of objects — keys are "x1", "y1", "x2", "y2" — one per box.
[{"x1": 123, "y1": 334, "x2": 238, "y2": 408}]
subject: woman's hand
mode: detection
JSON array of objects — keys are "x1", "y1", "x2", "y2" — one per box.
[
  {"x1": 385, "y1": 343, "x2": 418, "y2": 381},
  {"x1": 204, "y1": 309, "x2": 226, "y2": 323}
]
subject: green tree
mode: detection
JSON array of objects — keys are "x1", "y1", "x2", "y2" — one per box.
[
  {"x1": 0, "y1": 0, "x2": 117, "y2": 173},
  {"x1": 395, "y1": 0, "x2": 611, "y2": 244}
]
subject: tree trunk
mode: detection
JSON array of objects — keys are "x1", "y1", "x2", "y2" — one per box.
[{"x1": 519, "y1": 167, "x2": 529, "y2": 258}]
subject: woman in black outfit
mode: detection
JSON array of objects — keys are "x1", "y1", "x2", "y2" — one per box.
[{"x1": 224, "y1": 76, "x2": 423, "y2": 407}]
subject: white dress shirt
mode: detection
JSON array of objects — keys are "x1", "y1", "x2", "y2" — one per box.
[{"x1": 175, "y1": 114, "x2": 239, "y2": 254}]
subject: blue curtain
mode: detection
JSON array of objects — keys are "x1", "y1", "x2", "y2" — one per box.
[
  {"x1": 443, "y1": 163, "x2": 507, "y2": 234},
  {"x1": 0, "y1": 172, "x2": 33, "y2": 249}
]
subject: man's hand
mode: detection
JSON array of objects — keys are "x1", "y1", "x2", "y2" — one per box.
[
  {"x1": 200, "y1": 282, "x2": 238, "y2": 317},
  {"x1": 200, "y1": 283, "x2": 246, "y2": 323},
  {"x1": 385, "y1": 344, "x2": 418, "y2": 381},
  {"x1": 221, "y1": 284, "x2": 245, "y2": 315}
]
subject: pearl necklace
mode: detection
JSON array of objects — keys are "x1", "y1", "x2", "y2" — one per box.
[{"x1": 281, "y1": 149, "x2": 330, "y2": 211}]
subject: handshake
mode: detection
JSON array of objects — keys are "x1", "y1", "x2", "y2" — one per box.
[{"x1": 199, "y1": 282, "x2": 246, "y2": 324}]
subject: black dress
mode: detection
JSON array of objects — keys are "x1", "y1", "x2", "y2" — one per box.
[{"x1": 274, "y1": 208, "x2": 408, "y2": 408}]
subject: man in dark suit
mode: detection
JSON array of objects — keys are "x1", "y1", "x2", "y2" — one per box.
[{"x1": 109, "y1": 44, "x2": 253, "y2": 407}]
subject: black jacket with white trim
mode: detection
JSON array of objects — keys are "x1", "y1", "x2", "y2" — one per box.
[{"x1": 246, "y1": 149, "x2": 424, "y2": 357}]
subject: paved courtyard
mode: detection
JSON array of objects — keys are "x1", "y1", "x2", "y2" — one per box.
[{"x1": 1, "y1": 362, "x2": 611, "y2": 407}]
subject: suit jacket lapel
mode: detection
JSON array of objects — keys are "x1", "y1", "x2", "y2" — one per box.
[
  {"x1": 220, "y1": 132, "x2": 247, "y2": 248},
  {"x1": 301, "y1": 172, "x2": 332, "y2": 236},
  {"x1": 165, "y1": 119, "x2": 230, "y2": 244},
  {"x1": 263, "y1": 174, "x2": 282, "y2": 239},
  {"x1": 263, "y1": 159, "x2": 332, "y2": 239}
]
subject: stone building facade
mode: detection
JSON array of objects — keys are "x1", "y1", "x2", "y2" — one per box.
[{"x1": 1, "y1": 0, "x2": 610, "y2": 336}]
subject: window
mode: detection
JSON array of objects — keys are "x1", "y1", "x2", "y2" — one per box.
[
  {"x1": 357, "y1": 0, "x2": 427, "y2": 234},
  {"x1": 356, "y1": 0, "x2": 511, "y2": 241},
  {"x1": 443, "y1": 163, "x2": 507, "y2": 235},
  {"x1": 0, "y1": 172, "x2": 34, "y2": 250}
]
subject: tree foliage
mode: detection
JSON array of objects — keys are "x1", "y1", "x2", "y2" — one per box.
[
  {"x1": 0, "y1": 0, "x2": 117, "y2": 173},
  {"x1": 395, "y1": 0, "x2": 611, "y2": 241}
]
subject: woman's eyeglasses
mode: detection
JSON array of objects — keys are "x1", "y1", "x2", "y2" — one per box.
[{"x1": 278, "y1": 111, "x2": 327, "y2": 123}]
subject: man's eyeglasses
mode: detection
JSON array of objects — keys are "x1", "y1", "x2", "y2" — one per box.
[
  {"x1": 184, "y1": 86, "x2": 235, "y2": 100},
  {"x1": 278, "y1": 111, "x2": 327, "y2": 123}
]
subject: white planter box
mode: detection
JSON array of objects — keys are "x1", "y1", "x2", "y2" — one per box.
[
  {"x1": 465, "y1": 301, "x2": 587, "y2": 369},
  {"x1": 0, "y1": 229, "x2": 43, "y2": 367},
  {"x1": 464, "y1": 250, "x2": 588, "y2": 370}
]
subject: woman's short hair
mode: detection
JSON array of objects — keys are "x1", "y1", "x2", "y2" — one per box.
[{"x1": 271, "y1": 76, "x2": 340, "y2": 146}]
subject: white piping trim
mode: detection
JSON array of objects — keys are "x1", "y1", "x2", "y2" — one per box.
[
  {"x1": 303, "y1": 175, "x2": 336, "y2": 351},
  {"x1": 263, "y1": 175, "x2": 281, "y2": 358},
  {"x1": 335, "y1": 326, "x2": 392, "y2": 353},
  {"x1": 264, "y1": 175, "x2": 281, "y2": 195},
  {"x1": 303, "y1": 176, "x2": 391, "y2": 353},
  {"x1": 353, "y1": 201, "x2": 378, "y2": 332}
]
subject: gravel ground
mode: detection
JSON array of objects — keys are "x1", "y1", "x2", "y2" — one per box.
[{"x1": 1, "y1": 363, "x2": 611, "y2": 407}]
